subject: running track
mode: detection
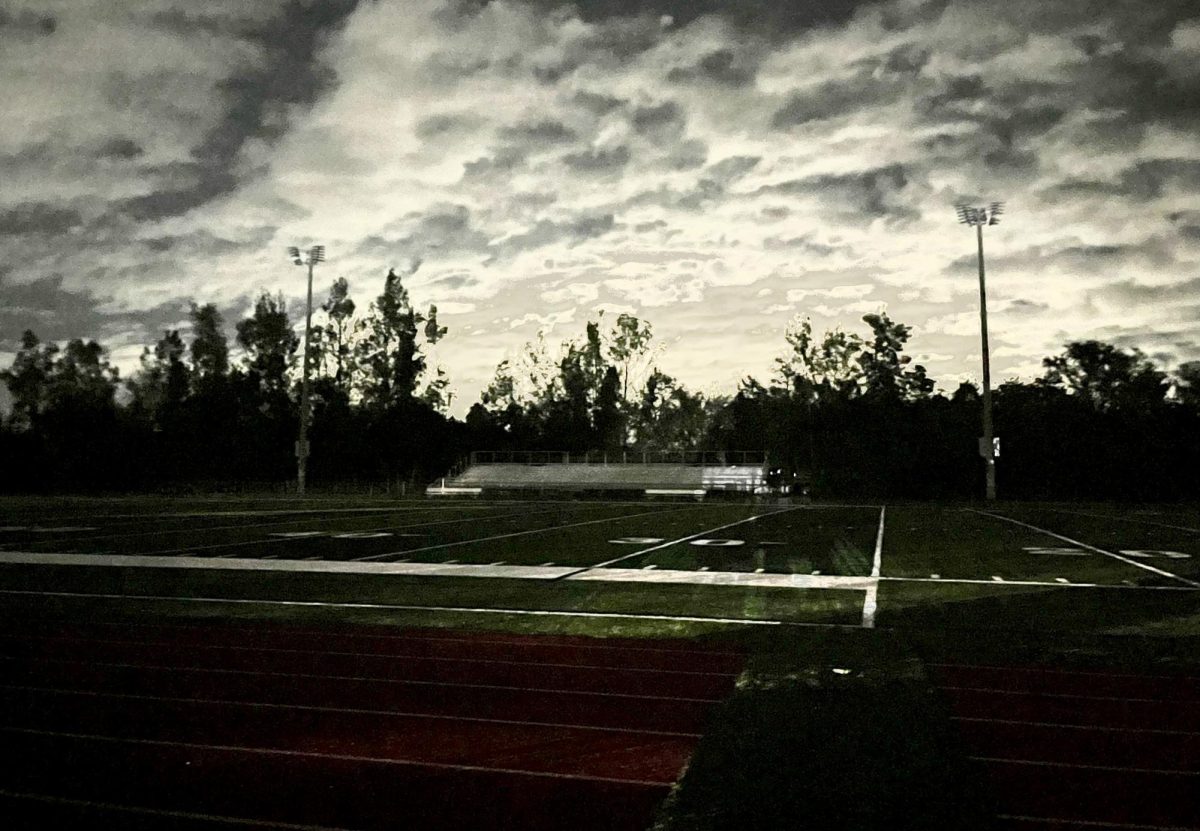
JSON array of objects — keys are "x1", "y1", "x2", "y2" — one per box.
[
  {"x1": 933, "y1": 662, "x2": 1200, "y2": 830},
  {"x1": 0, "y1": 619, "x2": 744, "y2": 830}
]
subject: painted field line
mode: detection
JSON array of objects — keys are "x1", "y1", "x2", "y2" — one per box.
[
  {"x1": 967, "y1": 508, "x2": 1200, "y2": 588},
  {"x1": 861, "y1": 506, "x2": 887, "y2": 629},
  {"x1": 556, "y1": 506, "x2": 806, "y2": 579},
  {"x1": 0, "y1": 726, "x2": 676, "y2": 788},
  {"x1": 969, "y1": 756, "x2": 1200, "y2": 776},
  {"x1": 938, "y1": 685, "x2": 1184, "y2": 705},
  {"x1": 0, "y1": 684, "x2": 703, "y2": 738},
  {"x1": 355, "y1": 505, "x2": 698, "y2": 562},
  {"x1": 0, "y1": 790, "x2": 352, "y2": 831},
  {"x1": 1045, "y1": 507, "x2": 1200, "y2": 535},
  {"x1": 142, "y1": 506, "x2": 574, "y2": 557},
  {"x1": 3, "y1": 632, "x2": 735, "y2": 677},
  {"x1": 951, "y1": 716, "x2": 1200, "y2": 736},
  {"x1": 994, "y1": 815, "x2": 1200, "y2": 831},
  {"x1": 0, "y1": 588, "x2": 846, "y2": 628},
  {"x1": 81, "y1": 619, "x2": 747, "y2": 658},
  {"x1": 880, "y1": 575, "x2": 1198, "y2": 591},
  {"x1": 0, "y1": 655, "x2": 724, "y2": 703},
  {"x1": 569, "y1": 568, "x2": 872, "y2": 590},
  {"x1": 930, "y1": 662, "x2": 1200, "y2": 683}
]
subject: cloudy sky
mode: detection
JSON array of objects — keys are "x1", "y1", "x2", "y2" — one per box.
[{"x1": 2, "y1": 0, "x2": 1198, "y2": 413}]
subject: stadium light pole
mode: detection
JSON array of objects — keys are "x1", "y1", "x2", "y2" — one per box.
[
  {"x1": 287, "y1": 244, "x2": 325, "y2": 496},
  {"x1": 955, "y1": 203, "x2": 1004, "y2": 502}
]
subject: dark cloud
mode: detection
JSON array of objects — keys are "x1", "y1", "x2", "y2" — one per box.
[
  {"x1": 631, "y1": 101, "x2": 685, "y2": 139},
  {"x1": 572, "y1": 90, "x2": 624, "y2": 114},
  {"x1": 1044, "y1": 160, "x2": 1200, "y2": 203},
  {"x1": 705, "y1": 155, "x2": 760, "y2": 183},
  {"x1": 462, "y1": 147, "x2": 527, "y2": 179},
  {"x1": 756, "y1": 164, "x2": 918, "y2": 221},
  {"x1": 361, "y1": 205, "x2": 492, "y2": 258},
  {"x1": 0, "y1": 203, "x2": 83, "y2": 236},
  {"x1": 415, "y1": 112, "x2": 484, "y2": 140},
  {"x1": 430, "y1": 273, "x2": 480, "y2": 290},
  {"x1": 496, "y1": 211, "x2": 617, "y2": 255},
  {"x1": 771, "y1": 73, "x2": 903, "y2": 128},
  {"x1": 667, "y1": 48, "x2": 757, "y2": 86},
  {"x1": 499, "y1": 119, "x2": 577, "y2": 145},
  {"x1": 0, "y1": 8, "x2": 57, "y2": 37},
  {"x1": 131, "y1": 1, "x2": 361, "y2": 221},
  {"x1": 94, "y1": 138, "x2": 145, "y2": 160},
  {"x1": 562, "y1": 145, "x2": 631, "y2": 173}
]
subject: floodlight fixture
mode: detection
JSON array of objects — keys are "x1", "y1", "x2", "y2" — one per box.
[
  {"x1": 955, "y1": 202, "x2": 1005, "y2": 501},
  {"x1": 286, "y1": 243, "x2": 325, "y2": 495}
]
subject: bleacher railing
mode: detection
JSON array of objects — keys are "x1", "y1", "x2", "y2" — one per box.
[{"x1": 468, "y1": 451, "x2": 766, "y2": 466}]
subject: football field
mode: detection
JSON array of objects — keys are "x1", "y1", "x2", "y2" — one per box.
[{"x1": 1, "y1": 496, "x2": 1198, "y2": 829}]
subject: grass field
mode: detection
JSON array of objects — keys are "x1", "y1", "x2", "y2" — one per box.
[{"x1": 1, "y1": 495, "x2": 1198, "y2": 829}]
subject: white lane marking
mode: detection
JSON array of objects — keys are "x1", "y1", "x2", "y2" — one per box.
[
  {"x1": 0, "y1": 589, "x2": 846, "y2": 627},
  {"x1": 609, "y1": 537, "x2": 666, "y2": 545},
  {"x1": 871, "y1": 506, "x2": 885, "y2": 578},
  {"x1": 994, "y1": 814, "x2": 1197, "y2": 831},
  {"x1": 930, "y1": 573, "x2": 941, "y2": 579},
  {"x1": 930, "y1": 662, "x2": 1200, "y2": 683},
  {"x1": 0, "y1": 790, "x2": 351, "y2": 831},
  {"x1": 1044, "y1": 506, "x2": 1200, "y2": 534},
  {"x1": 951, "y1": 716, "x2": 1200, "y2": 737},
  {"x1": 991, "y1": 575, "x2": 1004, "y2": 582},
  {"x1": 152, "y1": 507, "x2": 570, "y2": 557},
  {"x1": 1024, "y1": 546, "x2": 1089, "y2": 556},
  {"x1": 1055, "y1": 577, "x2": 1069, "y2": 583},
  {"x1": 969, "y1": 756, "x2": 1200, "y2": 776},
  {"x1": 557, "y1": 507, "x2": 806, "y2": 579},
  {"x1": 754, "y1": 568, "x2": 765, "y2": 574},
  {"x1": 0, "y1": 727, "x2": 676, "y2": 788},
  {"x1": 0, "y1": 655, "x2": 724, "y2": 703},
  {"x1": 688, "y1": 539, "x2": 745, "y2": 547},
  {"x1": 968, "y1": 509, "x2": 1200, "y2": 588},
  {"x1": 861, "y1": 506, "x2": 886, "y2": 628},
  {"x1": 643, "y1": 564, "x2": 657, "y2": 570},
  {"x1": 885, "y1": 575, "x2": 1196, "y2": 591},
  {"x1": 0, "y1": 684, "x2": 703, "y2": 738},
  {"x1": 356, "y1": 505, "x2": 694, "y2": 562},
  {"x1": 570, "y1": 569, "x2": 873, "y2": 589},
  {"x1": 1121, "y1": 549, "x2": 1190, "y2": 560},
  {"x1": 937, "y1": 685, "x2": 1182, "y2": 704}
]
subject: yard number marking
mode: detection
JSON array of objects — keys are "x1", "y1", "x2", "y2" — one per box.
[
  {"x1": 1023, "y1": 546, "x2": 1088, "y2": 557},
  {"x1": 1120, "y1": 549, "x2": 1190, "y2": 560}
]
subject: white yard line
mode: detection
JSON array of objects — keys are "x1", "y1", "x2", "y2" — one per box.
[
  {"x1": 0, "y1": 588, "x2": 850, "y2": 627},
  {"x1": 967, "y1": 509, "x2": 1200, "y2": 588},
  {"x1": 1044, "y1": 507, "x2": 1200, "y2": 534},
  {"x1": 880, "y1": 575, "x2": 1197, "y2": 591},
  {"x1": 0, "y1": 726, "x2": 676, "y2": 788},
  {"x1": 354, "y1": 505, "x2": 697, "y2": 562},
  {"x1": 861, "y1": 506, "x2": 886, "y2": 628},
  {"x1": 0, "y1": 684, "x2": 702, "y2": 738},
  {"x1": 556, "y1": 506, "x2": 806, "y2": 579}
]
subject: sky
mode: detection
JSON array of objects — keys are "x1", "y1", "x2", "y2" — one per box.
[{"x1": 2, "y1": 0, "x2": 1198, "y2": 415}]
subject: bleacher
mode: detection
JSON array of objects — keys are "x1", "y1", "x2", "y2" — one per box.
[{"x1": 428, "y1": 451, "x2": 768, "y2": 497}]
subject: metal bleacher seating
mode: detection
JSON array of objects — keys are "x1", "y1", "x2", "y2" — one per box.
[{"x1": 428, "y1": 451, "x2": 768, "y2": 497}]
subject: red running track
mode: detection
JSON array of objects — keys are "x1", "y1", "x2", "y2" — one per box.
[
  {"x1": 0, "y1": 619, "x2": 744, "y2": 830},
  {"x1": 932, "y1": 661, "x2": 1200, "y2": 831}
]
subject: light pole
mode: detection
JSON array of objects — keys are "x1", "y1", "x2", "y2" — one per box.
[
  {"x1": 955, "y1": 203, "x2": 1003, "y2": 501},
  {"x1": 287, "y1": 245, "x2": 325, "y2": 496}
]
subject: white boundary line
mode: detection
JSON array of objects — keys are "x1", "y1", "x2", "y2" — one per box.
[
  {"x1": 966, "y1": 509, "x2": 1200, "y2": 589},
  {"x1": 3, "y1": 632, "x2": 735, "y2": 677},
  {"x1": 355, "y1": 505, "x2": 698, "y2": 562},
  {"x1": 880, "y1": 575, "x2": 1197, "y2": 591},
  {"x1": 969, "y1": 756, "x2": 1200, "y2": 776},
  {"x1": 0, "y1": 790, "x2": 353, "y2": 831},
  {"x1": 555, "y1": 506, "x2": 805, "y2": 579},
  {"x1": 950, "y1": 716, "x2": 1200, "y2": 737},
  {"x1": 994, "y1": 814, "x2": 1199, "y2": 831},
  {"x1": 861, "y1": 506, "x2": 886, "y2": 628},
  {"x1": 1043, "y1": 507, "x2": 1200, "y2": 535},
  {"x1": 0, "y1": 589, "x2": 853, "y2": 628},
  {"x1": 0, "y1": 726, "x2": 676, "y2": 788},
  {"x1": 0, "y1": 655, "x2": 725, "y2": 703},
  {"x1": 0, "y1": 684, "x2": 703, "y2": 738}
]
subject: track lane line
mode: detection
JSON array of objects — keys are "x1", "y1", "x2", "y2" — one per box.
[
  {"x1": 0, "y1": 632, "x2": 738, "y2": 677},
  {"x1": 0, "y1": 684, "x2": 704, "y2": 738},
  {"x1": 554, "y1": 506, "x2": 807, "y2": 579},
  {"x1": 861, "y1": 506, "x2": 886, "y2": 628},
  {"x1": 966, "y1": 509, "x2": 1200, "y2": 588},
  {"x1": 994, "y1": 814, "x2": 1200, "y2": 830},
  {"x1": 0, "y1": 790, "x2": 355, "y2": 831},
  {"x1": 951, "y1": 716, "x2": 1200, "y2": 736},
  {"x1": 0, "y1": 726, "x2": 678, "y2": 787},
  {"x1": 354, "y1": 504, "x2": 701, "y2": 562},
  {"x1": 969, "y1": 756, "x2": 1200, "y2": 776},
  {"x1": 1041, "y1": 507, "x2": 1200, "y2": 535}
]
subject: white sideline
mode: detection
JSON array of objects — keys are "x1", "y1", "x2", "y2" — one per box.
[
  {"x1": 861, "y1": 506, "x2": 886, "y2": 628},
  {"x1": 967, "y1": 509, "x2": 1200, "y2": 589}
]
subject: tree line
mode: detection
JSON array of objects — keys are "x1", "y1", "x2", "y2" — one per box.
[{"x1": 2, "y1": 267, "x2": 1198, "y2": 500}]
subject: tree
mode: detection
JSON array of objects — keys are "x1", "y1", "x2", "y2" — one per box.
[
  {"x1": 775, "y1": 317, "x2": 865, "y2": 400},
  {"x1": 317, "y1": 277, "x2": 356, "y2": 393},
  {"x1": 607, "y1": 313, "x2": 656, "y2": 401},
  {"x1": 236, "y1": 292, "x2": 298, "y2": 397},
  {"x1": 0, "y1": 330, "x2": 55, "y2": 429},
  {"x1": 128, "y1": 330, "x2": 189, "y2": 427},
  {"x1": 356, "y1": 266, "x2": 445, "y2": 408},
  {"x1": 858, "y1": 312, "x2": 933, "y2": 400},
  {"x1": 189, "y1": 303, "x2": 229, "y2": 386},
  {"x1": 1041, "y1": 340, "x2": 1167, "y2": 412},
  {"x1": 1177, "y1": 361, "x2": 1200, "y2": 409}
]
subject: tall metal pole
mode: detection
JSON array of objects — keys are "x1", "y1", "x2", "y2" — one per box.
[
  {"x1": 976, "y1": 223, "x2": 996, "y2": 501},
  {"x1": 297, "y1": 258, "x2": 315, "y2": 496}
]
